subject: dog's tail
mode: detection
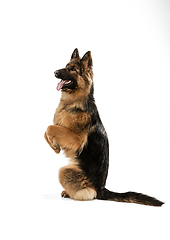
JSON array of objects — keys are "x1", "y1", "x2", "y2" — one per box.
[{"x1": 97, "y1": 188, "x2": 164, "y2": 206}]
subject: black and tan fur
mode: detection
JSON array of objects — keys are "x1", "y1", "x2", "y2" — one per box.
[{"x1": 44, "y1": 48, "x2": 164, "y2": 206}]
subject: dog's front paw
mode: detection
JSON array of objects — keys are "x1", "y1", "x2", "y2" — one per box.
[
  {"x1": 51, "y1": 138, "x2": 61, "y2": 153},
  {"x1": 44, "y1": 129, "x2": 61, "y2": 154}
]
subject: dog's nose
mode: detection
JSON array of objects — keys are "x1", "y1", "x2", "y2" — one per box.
[{"x1": 54, "y1": 70, "x2": 58, "y2": 76}]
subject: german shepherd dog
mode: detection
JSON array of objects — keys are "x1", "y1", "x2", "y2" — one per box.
[{"x1": 44, "y1": 49, "x2": 164, "y2": 206}]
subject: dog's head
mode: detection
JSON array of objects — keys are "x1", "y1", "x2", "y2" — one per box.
[{"x1": 54, "y1": 49, "x2": 93, "y2": 94}]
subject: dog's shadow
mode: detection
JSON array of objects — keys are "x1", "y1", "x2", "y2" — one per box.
[{"x1": 41, "y1": 193, "x2": 71, "y2": 201}]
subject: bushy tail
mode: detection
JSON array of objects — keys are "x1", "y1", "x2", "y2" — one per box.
[{"x1": 97, "y1": 188, "x2": 164, "y2": 206}]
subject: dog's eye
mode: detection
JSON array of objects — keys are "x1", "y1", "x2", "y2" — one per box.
[{"x1": 70, "y1": 67, "x2": 76, "y2": 72}]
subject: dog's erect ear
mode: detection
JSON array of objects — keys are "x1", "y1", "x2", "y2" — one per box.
[
  {"x1": 81, "y1": 51, "x2": 92, "y2": 69},
  {"x1": 71, "y1": 48, "x2": 80, "y2": 60}
]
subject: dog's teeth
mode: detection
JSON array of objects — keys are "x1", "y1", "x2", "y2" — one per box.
[{"x1": 65, "y1": 81, "x2": 71, "y2": 84}]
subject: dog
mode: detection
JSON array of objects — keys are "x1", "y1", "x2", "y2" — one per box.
[{"x1": 44, "y1": 48, "x2": 164, "y2": 206}]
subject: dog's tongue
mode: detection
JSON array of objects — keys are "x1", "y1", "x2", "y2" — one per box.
[{"x1": 57, "y1": 80, "x2": 64, "y2": 91}]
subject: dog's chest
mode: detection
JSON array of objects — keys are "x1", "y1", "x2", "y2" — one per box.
[
  {"x1": 53, "y1": 108, "x2": 70, "y2": 127},
  {"x1": 53, "y1": 105, "x2": 91, "y2": 132}
]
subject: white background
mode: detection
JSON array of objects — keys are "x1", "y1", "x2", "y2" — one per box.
[{"x1": 0, "y1": 0, "x2": 170, "y2": 239}]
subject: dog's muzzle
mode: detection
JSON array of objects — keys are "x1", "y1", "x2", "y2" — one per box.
[{"x1": 54, "y1": 70, "x2": 59, "y2": 78}]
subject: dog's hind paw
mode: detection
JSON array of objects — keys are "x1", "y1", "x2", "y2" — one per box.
[{"x1": 61, "y1": 190, "x2": 70, "y2": 198}]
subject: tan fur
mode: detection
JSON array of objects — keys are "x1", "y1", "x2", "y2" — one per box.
[
  {"x1": 44, "y1": 131, "x2": 60, "y2": 154},
  {"x1": 44, "y1": 49, "x2": 96, "y2": 201},
  {"x1": 46, "y1": 73, "x2": 93, "y2": 158},
  {"x1": 59, "y1": 164, "x2": 96, "y2": 200},
  {"x1": 73, "y1": 188, "x2": 97, "y2": 201},
  {"x1": 53, "y1": 101, "x2": 91, "y2": 132},
  {"x1": 46, "y1": 125, "x2": 88, "y2": 157}
]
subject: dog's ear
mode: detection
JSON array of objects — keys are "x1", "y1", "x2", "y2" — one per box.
[
  {"x1": 81, "y1": 51, "x2": 92, "y2": 69},
  {"x1": 71, "y1": 48, "x2": 80, "y2": 60}
]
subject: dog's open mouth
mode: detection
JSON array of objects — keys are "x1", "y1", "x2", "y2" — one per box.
[{"x1": 56, "y1": 80, "x2": 72, "y2": 91}]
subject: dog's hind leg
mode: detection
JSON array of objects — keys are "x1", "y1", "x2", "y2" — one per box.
[{"x1": 59, "y1": 164, "x2": 97, "y2": 201}]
